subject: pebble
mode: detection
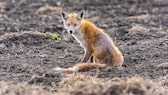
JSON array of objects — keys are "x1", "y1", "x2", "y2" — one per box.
[{"x1": 0, "y1": 43, "x2": 6, "y2": 49}]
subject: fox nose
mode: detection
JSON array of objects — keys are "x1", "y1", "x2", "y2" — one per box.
[{"x1": 69, "y1": 30, "x2": 73, "y2": 34}]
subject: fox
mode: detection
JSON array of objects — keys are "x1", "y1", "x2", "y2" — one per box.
[{"x1": 54, "y1": 10, "x2": 124, "y2": 73}]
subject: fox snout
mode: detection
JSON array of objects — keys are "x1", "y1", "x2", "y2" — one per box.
[
  {"x1": 69, "y1": 30, "x2": 73, "y2": 34},
  {"x1": 67, "y1": 29, "x2": 74, "y2": 34}
]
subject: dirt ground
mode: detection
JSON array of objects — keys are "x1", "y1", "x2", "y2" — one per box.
[{"x1": 0, "y1": 0, "x2": 168, "y2": 94}]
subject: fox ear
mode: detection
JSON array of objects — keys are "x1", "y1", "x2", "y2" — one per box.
[
  {"x1": 61, "y1": 11, "x2": 68, "y2": 20},
  {"x1": 77, "y1": 10, "x2": 85, "y2": 20}
]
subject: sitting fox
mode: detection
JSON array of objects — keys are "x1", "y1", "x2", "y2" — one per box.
[{"x1": 54, "y1": 10, "x2": 124, "y2": 73}]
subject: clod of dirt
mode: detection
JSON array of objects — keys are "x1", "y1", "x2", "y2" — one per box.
[
  {"x1": 157, "y1": 62, "x2": 168, "y2": 69},
  {"x1": 157, "y1": 76, "x2": 168, "y2": 87}
]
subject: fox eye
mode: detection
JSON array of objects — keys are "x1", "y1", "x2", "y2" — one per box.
[
  {"x1": 74, "y1": 23, "x2": 77, "y2": 27},
  {"x1": 67, "y1": 23, "x2": 70, "y2": 26}
]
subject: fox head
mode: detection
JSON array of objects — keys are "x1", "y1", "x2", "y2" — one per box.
[{"x1": 61, "y1": 11, "x2": 84, "y2": 34}]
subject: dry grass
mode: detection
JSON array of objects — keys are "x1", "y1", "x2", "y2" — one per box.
[
  {"x1": 0, "y1": 31, "x2": 58, "y2": 42},
  {"x1": 0, "y1": 2, "x2": 7, "y2": 20},
  {"x1": 130, "y1": 24, "x2": 149, "y2": 32},
  {"x1": 58, "y1": 74, "x2": 102, "y2": 88},
  {"x1": 0, "y1": 2, "x2": 6, "y2": 12},
  {"x1": 0, "y1": 81, "x2": 53, "y2": 95},
  {"x1": 0, "y1": 74, "x2": 167, "y2": 95},
  {"x1": 35, "y1": 4, "x2": 62, "y2": 14},
  {"x1": 57, "y1": 74, "x2": 105, "y2": 95},
  {"x1": 125, "y1": 15, "x2": 149, "y2": 20},
  {"x1": 56, "y1": 74, "x2": 168, "y2": 95},
  {"x1": 136, "y1": 40, "x2": 153, "y2": 45}
]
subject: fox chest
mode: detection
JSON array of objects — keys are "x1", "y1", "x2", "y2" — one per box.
[{"x1": 72, "y1": 32, "x2": 87, "y2": 49}]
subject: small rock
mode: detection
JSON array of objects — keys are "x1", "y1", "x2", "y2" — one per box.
[
  {"x1": 56, "y1": 2, "x2": 61, "y2": 6},
  {"x1": 0, "y1": 43, "x2": 6, "y2": 49}
]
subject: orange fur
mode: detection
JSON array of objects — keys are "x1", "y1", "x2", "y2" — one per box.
[
  {"x1": 56, "y1": 11, "x2": 124, "y2": 73},
  {"x1": 60, "y1": 63, "x2": 107, "y2": 73}
]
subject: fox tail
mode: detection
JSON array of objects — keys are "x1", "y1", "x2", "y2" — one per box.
[{"x1": 53, "y1": 63, "x2": 107, "y2": 73}]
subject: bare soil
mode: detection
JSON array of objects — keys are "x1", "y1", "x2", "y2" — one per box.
[{"x1": 0, "y1": 0, "x2": 168, "y2": 94}]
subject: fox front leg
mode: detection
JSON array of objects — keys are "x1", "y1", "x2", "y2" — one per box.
[{"x1": 82, "y1": 49, "x2": 92, "y2": 63}]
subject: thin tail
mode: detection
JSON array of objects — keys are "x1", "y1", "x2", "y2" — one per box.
[{"x1": 54, "y1": 63, "x2": 107, "y2": 73}]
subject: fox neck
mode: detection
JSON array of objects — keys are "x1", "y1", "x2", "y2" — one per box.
[
  {"x1": 71, "y1": 26, "x2": 86, "y2": 50},
  {"x1": 72, "y1": 20, "x2": 100, "y2": 43},
  {"x1": 71, "y1": 20, "x2": 100, "y2": 51},
  {"x1": 80, "y1": 20, "x2": 100, "y2": 37}
]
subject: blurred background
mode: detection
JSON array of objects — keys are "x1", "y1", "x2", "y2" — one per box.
[{"x1": 0, "y1": 0, "x2": 167, "y2": 94}]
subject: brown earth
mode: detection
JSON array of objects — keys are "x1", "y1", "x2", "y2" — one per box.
[{"x1": 0, "y1": 0, "x2": 168, "y2": 94}]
